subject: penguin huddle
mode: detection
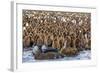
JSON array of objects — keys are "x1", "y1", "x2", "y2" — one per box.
[{"x1": 23, "y1": 10, "x2": 91, "y2": 60}]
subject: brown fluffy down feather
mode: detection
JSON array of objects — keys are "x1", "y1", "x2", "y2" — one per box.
[{"x1": 60, "y1": 47, "x2": 78, "y2": 56}]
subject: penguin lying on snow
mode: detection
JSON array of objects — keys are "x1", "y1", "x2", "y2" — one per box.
[
  {"x1": 41, "y1": 45, "x2": 58, "y2": 53},
  {"x1": 32, "y1": 46, "x2": 41, "y2": 55},
  {"x1": 32, "y1": 45, "x2": 64, "y2": 60},
  {"x1": 32, "y1": 45, "x2": 58, "y2": 54},
  {"x1": 41, "y1": 45, "x2": 48, "y2": 53}
]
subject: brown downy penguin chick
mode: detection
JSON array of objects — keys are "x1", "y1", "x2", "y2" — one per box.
[
  {"x1": 23, "y1": 35, "x2": 31, "y2": 48},
  {"x1": 84, "y1": 33, "x2": 90, "y2": 50},
  {"x1": 46, "y1": 35, "x2": 53, "y2": 47},
  {"x1": 59, "y1": 36, "x2": 64, "y2": 50},
  {"x1": 59, "y1": 35, "x2": 78, "y2": 56},
  {"x1": 60, "y1": 47, "x2": 78, "y2": 56},
  {"x1": 52, "y1": 36, "x2": 58, "y2": 49}
]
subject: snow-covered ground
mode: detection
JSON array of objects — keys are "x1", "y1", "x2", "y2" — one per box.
[{"x1": 22, "y1": 50, "x2": 91, "y2": 63}]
